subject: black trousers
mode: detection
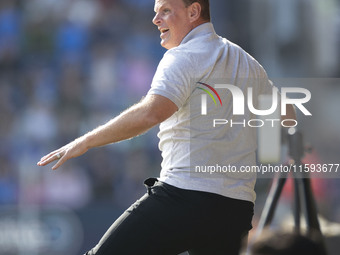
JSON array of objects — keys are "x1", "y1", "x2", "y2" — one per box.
[{"x1": 85, "y1": 178, "x2": 254, "y2": 255}]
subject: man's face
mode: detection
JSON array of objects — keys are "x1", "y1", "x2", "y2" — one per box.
[{"x1": 153, "y1": 0, "x2": 194, "y2": 50}]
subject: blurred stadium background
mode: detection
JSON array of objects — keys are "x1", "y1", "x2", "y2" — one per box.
[{"x1": 0, "y1": 0, "x2": 339, "y2": 254}]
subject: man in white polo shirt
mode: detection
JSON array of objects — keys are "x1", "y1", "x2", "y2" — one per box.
[{"x1": 38, "y1": 0, "x2": 296, "y2": 254}]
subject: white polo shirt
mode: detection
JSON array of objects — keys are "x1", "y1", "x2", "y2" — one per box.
[{"x1": 147, "y1": 22, "x2": 274, "y2": 203}]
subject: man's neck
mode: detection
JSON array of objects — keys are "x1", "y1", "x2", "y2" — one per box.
[{"x1": 191, "y1": 19, "x2": 209, "y2": 31}]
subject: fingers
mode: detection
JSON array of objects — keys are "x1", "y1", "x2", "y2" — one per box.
[
  {"x1": 37, "y1": 151, "x2": 58, "y2": 165},
  {"x1": 51, "y1": 153, "x2": 67, "y2": 170},
  {"x1": 37, "y1": 139, "x2": 87, "y2": 170},
  {"x1": 37, "y1": 148, "x2": 66, "y2": 168},
  {"x1": 38, "y1": 145, "x2": 66, "y2": 163}
]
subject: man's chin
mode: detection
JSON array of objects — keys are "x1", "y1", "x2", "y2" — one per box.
[
  {"x1": 161, "y1": 41, "x2": 169, "y2": 50},
  {"x1": 161, "y1": 41, "x2": 175, "y2": 50}
]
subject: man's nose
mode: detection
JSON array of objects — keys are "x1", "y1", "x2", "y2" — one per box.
[{"x1": 152, "y1": 13, "x2": 161, "y2": 25}]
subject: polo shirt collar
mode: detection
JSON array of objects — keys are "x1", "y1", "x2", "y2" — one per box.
[{"x1": 180, "y1": 22, "x2": 216, "y2": 45}]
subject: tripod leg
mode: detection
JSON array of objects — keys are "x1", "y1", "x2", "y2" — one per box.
[
  {"x1": 255, "y1": 173, "x2": 288, "y2": 236},
  {"x1": 300, "y1": 177, "x2": 328, "y2": 254},
  {"x1": 300, "y1": 178, "x2": 321, "y2": 230},
  {"x1": 293, "y1": 177, "x2": 301, "y2": 234}
]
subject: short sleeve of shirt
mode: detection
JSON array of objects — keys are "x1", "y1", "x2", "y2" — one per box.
[
  {"x1": 258, "y1": 66, "x2": 276, "y2": 95},
  {"x1": 147, "y1": 49, "x2": 193, "y2": 109},
  {"x1": 257, "y1": 66, "x2": 281, "y2": 112}
]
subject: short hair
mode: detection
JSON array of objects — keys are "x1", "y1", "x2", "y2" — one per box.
[{"x1": 182, "y1": 0, "x2": 210, "y2": 21}]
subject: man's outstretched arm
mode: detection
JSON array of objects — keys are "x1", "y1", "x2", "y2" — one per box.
[{"x1": 37, "y1": 94, "x2": 178, "y2": 170}]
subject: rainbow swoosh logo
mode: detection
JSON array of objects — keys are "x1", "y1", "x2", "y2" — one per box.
[{"x1": 197, "y1": 82, "x2": 223, "y2": 106}]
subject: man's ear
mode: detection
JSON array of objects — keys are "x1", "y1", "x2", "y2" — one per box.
[{"x1": 188, "y1": 2, "x2": 201, "y2": 22}]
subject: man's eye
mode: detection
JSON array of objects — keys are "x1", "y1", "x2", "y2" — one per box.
[{"x1": 163, "y1": 9, "x2": 170, "y2": 13}]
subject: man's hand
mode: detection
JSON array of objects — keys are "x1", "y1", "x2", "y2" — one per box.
[{"x1": 37, "y1": 137, "x2": 88, "y2": 170}]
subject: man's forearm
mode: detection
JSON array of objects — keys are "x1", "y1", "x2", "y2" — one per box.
[
  {"x1": 81, "y1": 94, "x2": 178, "y2": 149},
  {"x1": 82, "y1": 101, "x2": 158, "y2": 149}
]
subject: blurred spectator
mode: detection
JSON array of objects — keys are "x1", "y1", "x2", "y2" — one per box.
[
  {"x1": 0, "y1": 155, "x2": 17, "y2": 204},
  {"x1": 246, "y1": 229, "x2": 327, "y2": 255},
  {"x1": 42, "y1": 163, "x2": 92, "y2": 209},
  {"x1": 0, "y1": 1, "x2": 21, "y2": 67}
]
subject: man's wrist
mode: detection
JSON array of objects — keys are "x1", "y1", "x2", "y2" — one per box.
[{"x1": 77, "y1": 134, "x2": 94, "y2": 150}]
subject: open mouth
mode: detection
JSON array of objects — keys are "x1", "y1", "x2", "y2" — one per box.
[{"x1": 160, "y1": 28, "x2": 169, "y2": 35}]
